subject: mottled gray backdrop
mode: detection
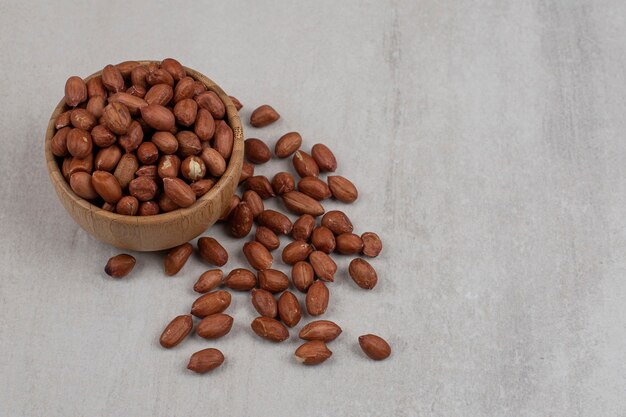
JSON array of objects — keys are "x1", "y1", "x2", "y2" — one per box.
[{"x1": 1, "y1": 0, "x2": 625, "y2": 416}]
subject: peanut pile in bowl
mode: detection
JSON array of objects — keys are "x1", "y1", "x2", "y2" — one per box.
[
  {"x1": 61, "y1": 58, "x2": 391, "y2": 373},
  {"x1": 52, "y1": 59, "x2": 237, "y2": 215}
]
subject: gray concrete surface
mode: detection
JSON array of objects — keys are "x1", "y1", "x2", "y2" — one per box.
[{"x1": 1, "y1": 1, "x2": 625, "y2": 416}]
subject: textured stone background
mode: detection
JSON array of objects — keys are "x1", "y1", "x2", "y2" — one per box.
[{"x1": 1, "y1": 1, "x2": 625, "y2": 416}]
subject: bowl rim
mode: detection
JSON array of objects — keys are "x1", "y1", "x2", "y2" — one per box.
[{"x1": 44, "y1": 60, "x2": 243, "y2": 226}]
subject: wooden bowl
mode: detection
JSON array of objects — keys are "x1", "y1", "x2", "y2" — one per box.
[{"x1": 44, "y1": 61, "x2": 244, "y2": 251}]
